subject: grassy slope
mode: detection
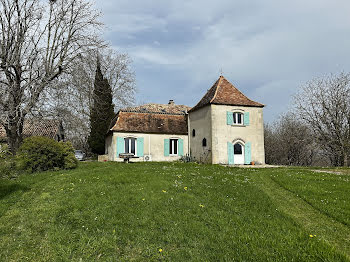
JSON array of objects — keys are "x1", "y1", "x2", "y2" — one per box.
[
  {"x1": 269, "y1": 168, "x2": 350, "y2": 226},
  {"x1": 0, "y1": 162, "x2": 349, "y2": 261}
]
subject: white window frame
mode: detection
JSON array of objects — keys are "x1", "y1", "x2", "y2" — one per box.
[
  {"x1": 124, "y1": 137, "x2": 137, "y2": 155},
  {"x1": 169, "y1": 138, "x2": 179, "y2": 156},
  {"x1": 232, "y1": 112, "x2": 244, "y2": 125}
]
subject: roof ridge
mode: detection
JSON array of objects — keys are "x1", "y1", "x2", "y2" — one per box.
[
  {"x1": 188, "y1": 75, "x2": 264, "y2": 113},
  {"x1": 120, "y1": 110, "x2": 187, "y2": 116},
  {"x1": 210, "y1": 76, "x2": 222, "y2": 103}
]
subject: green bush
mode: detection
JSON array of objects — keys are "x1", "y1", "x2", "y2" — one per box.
[
  {"x1": 0, "y1": 157, "x2": 17, "y2": 178},
  {"x1": 17, "y1": 136, "x2": 78, "y2": 172},
  {"x1": 59, "y1": 141, "x2": 78, "y2": 169},
  {"x1": 0, "y1": 144, "x2": 11, "y2": 159}
]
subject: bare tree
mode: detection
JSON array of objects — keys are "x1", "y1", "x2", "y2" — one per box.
[
  {"x1": 264, "y1": 113, "x2": 316, "y2": 166},
  {"x1": 294, "y1": 72, "x2": 350, "y2": 166},
  {"x1": 0, "y1": 0, "x2": 103, "y2": 153},
  {"x1": 33, "y1": 48, "x2": 136, "y2": 151}
]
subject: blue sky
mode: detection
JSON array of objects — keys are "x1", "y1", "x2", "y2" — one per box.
[{"x1": 94, "y1": 0, "x2": 350, "y2": 122}]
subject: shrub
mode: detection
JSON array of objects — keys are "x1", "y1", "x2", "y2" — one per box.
[
  {"x1": 0, "y1": 144, "x2": 11, "y2": 159},
  {"x1": 0, "y1": 157, "x2": 17, "y2": 179},
  {"x1": 17, "y1": 136, "x2": 78, "y2": 172},
  {"x1": 59, "y1": 141, "x2": 78, "y2": 169}
]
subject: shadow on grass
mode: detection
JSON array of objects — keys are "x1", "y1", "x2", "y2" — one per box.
[{"x1": 0, "y1": 183, "x2": 30, "y2": 200}]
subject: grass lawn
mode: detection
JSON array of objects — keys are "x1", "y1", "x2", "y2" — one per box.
[{"x1": 0, "y1": 162, "x2": 350, "y2": 261}]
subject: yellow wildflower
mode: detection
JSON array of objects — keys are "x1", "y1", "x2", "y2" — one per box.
[
  {"x1": 159, "y1": 248, "x2": 163, "y2": 253},
  {"x1": 142, "y1": 198, "x2": 145, "y2": 201},
  {"x1": 162, "y1": 190, "x2": 167, "y2": 193},
  {"x1": 199, "y1": 204, "x2": 205, "y2": 208},
  {"x1": 309, "y1": 235, "x2": 314, "y2": 238},
  {"x1": 184, "y1": 187, "x2": 188, "y2": 190}
]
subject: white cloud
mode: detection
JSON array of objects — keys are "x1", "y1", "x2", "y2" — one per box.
[{"x1": 95, "y1": 0, "x2": 350, "y2": 121}]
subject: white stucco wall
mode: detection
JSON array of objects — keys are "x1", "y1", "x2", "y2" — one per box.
[
  {"x1": 105, "y1": 132, "x2": 188, "y2": 162},
  {"x1": 105, "y1": 134, "x2": 114, "y2": 160},
  {"x1": 211, "y1": 104, "x2": 265, "y2": 164},
  {"x1": 188, "y1": 105, "x2": 212, "y2": 163}
]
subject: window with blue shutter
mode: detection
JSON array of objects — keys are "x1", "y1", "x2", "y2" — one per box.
[
  {"x1": 178, "y1": 139, "x2": 184, "y2": 156},
  {"x1": 244, "y1": 142, "x2": 251, "y2": 164},
  {"x1": 244, "y1": 112, "x2": 250, "y2": 126},
  {"x1": 227, "y1": 142, "x2": 234, "y2": 165},
  {"x1": 226, "y1": 111, "x2": 233, "y2": 125},
  {"x1": 116, "y1": 137, "x2": 124, "y2": 157},
  {"x1": 137, "y1": 137, "x2": 144, "y2": 157},
  {"x1": 164, "y1": 139, "x2": 170, "y2": 156}
]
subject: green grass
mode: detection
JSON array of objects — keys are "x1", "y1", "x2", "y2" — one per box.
[
  {"x1": 0, "y1": 162, "x2": 349, "y2": 261},
  {"x1": 270, "y1": 168, "x2": 350, "y2": 226}
]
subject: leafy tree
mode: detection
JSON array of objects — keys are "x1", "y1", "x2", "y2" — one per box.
[{"x1": 88, "y1": 59, "x2": 115, "y2": 154}]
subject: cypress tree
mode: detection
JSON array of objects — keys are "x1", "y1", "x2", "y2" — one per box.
[{"x1": 88, "y1": 58, "x2": 115, "y2": 154}]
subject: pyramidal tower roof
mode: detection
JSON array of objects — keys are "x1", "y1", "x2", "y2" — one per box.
[{"x1": 189, "y1": 75, "x2": 264, "y2": 112}]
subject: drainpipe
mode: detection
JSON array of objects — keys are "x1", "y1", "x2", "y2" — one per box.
[
  {"x1": 187, "y1": 112, "x2": 190, "y2": 158},
  {"x1": 149, "y1": 134, "x2": 151, "y2": 155}
]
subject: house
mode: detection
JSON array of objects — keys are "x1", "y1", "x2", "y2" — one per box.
[
  {"x1": 106, "y1": 75, "x2": 265, "y2": 164},
  {"x1": 106, "y1": 102, "x2": 190, "y2": 162},
  {"x1": 0, "y1": 119, "x2": 65, "y2": 145}
]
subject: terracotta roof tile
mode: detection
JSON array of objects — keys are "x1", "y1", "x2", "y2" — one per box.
[
  {"x1": 110, "y1": 111, "x2": 188, "y2": 135},
  {"x1": 121, "y1": 103, "x2": 191, "y2": 115},
  {"x1": 189, "y1": 76, "x2": 264, "y2": 112},
  {"x1": 0, "y1": 119, "x2": 62, "y2": 141}
]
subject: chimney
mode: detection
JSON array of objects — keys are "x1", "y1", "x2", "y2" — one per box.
[{"x1": 168, "y1": 99, "x2": 174, "y2": 105}]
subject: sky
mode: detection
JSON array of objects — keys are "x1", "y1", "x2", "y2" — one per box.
[{"x1": 94, "y1": 0, "x2": 350, "y2": 122}]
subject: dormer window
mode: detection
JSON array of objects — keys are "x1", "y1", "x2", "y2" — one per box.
[{"x1": 233, "y1": 112, "x2": 243, "y2": 125}]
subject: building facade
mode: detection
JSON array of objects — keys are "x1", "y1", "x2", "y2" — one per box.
[
  {"x1": 105, "y1": 103, "x2": 190, "y2": 162},
  {"x1": 106, "y1": 76, "x2": 265, "y2": 165}
]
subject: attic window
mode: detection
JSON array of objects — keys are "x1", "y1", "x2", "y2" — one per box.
[
  {"x1": 202, "y1": 138, "x2": 207, "y2": 147},
  {"x1": 192, "y1": 129, "x2": 195, "y2": 137}
]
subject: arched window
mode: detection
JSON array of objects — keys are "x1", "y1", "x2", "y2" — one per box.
[
  {"x1": 202, "y1": 138, "x2": 207, "y2": 147},
  {"x1": 234, "y1": 143, "x2": 242, "y2": 154},
  {"x1": 192, "y1": 129, "x2": 196, "y2": 137}
]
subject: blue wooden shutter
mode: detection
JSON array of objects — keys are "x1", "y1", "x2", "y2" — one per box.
[
  {"x1": 137, "y1": 137, "x2": 144, "y2": 157},
  {"x1": 244, "y1": 112, "x2": 250, "y2": 126},
  {"x1": 116, "y1": 137, "x2": 124, "y2": 157},
  {"x1": 227, "y1": 111, "x2": 233, "y2": 125},
  {"x1": 164, "y1": 139, "x2": 170, "y2": 156},
  {"x1": 178, "y1": 139, "x2": 184, "y2": 156},
  {"x1": 244, "y1": 142, "x2": 251, "y2": 164},
  {"x1": 227, "y1": 142, "x2": 234, "y2": 165}
]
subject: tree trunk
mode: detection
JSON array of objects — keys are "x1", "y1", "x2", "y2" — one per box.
[
  {"x1": 5, "y1": 117, "x2": 24, "y2": 155},
  {"x1": 344, "y1": 153, "x2": 348, "y2": 167}
]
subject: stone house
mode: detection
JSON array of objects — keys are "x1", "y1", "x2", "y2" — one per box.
[
  {"x1": 106, "y1": 75, "x2": 265, "y2": 164},
  {"x1": 106, "y1": 102, "x2": 190, "y2": 162}
]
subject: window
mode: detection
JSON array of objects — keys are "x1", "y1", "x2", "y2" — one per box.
[
  {"x1": 170, "y1": 139, "x2": 178, "y2": 155},
  {"x1": 124, "y1": 137, "x2": 136, "y2": 155},
  {"x1": 234, "y1": 143, "x2": 242, "y2": 155},
  {"x1": 202, "y1": 138, "x2": 207, "y2": 147},
  {"x1": 233, "y1": 112, "x2": 243, "y2": 125},
  {"x1": 192, "y1": 129, "x2": 196, "y2": 137}
]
